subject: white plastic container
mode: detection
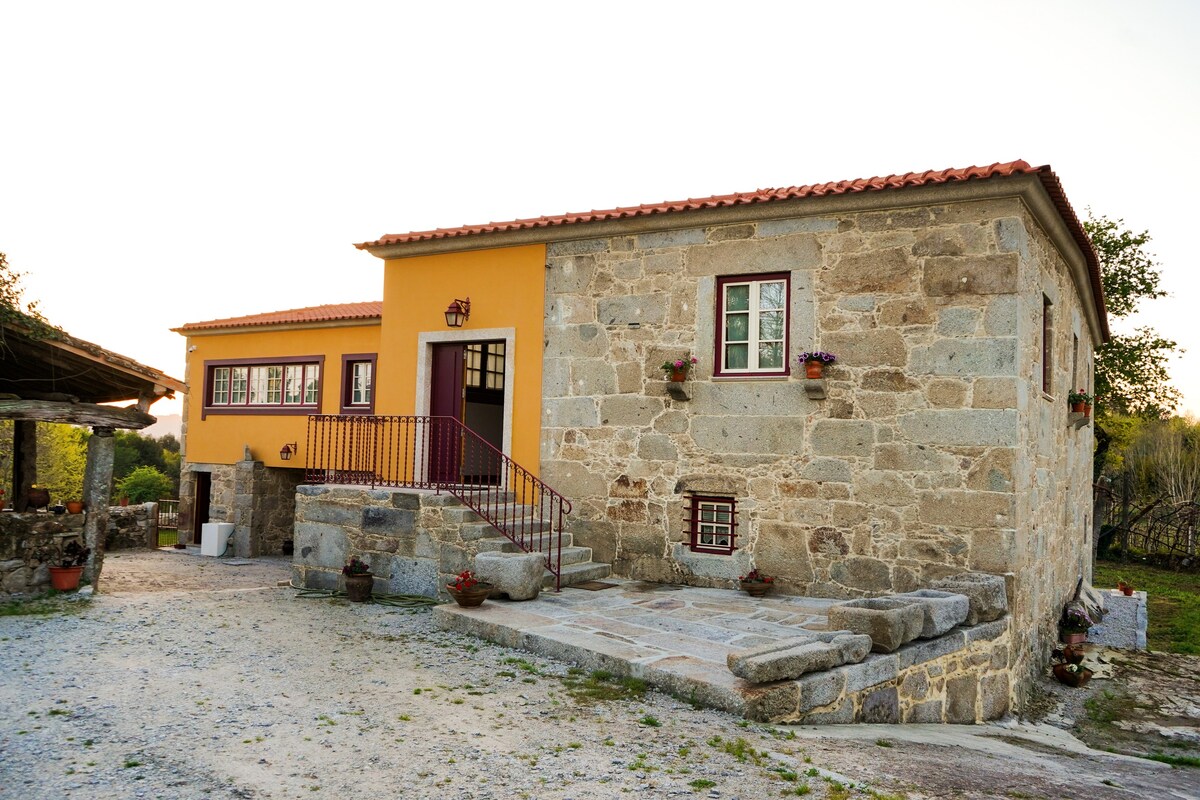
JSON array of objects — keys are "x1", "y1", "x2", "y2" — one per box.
[{"x1": 200, "y1": 522, "x2": 235, "y2": 557}]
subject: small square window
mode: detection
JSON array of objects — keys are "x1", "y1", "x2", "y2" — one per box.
[
  {"x1": 341, "y1": 354, "x2": 377, "y2": 414},
  {"x1": 687, "y1": 495, "x2": 737, "y2": 554}
]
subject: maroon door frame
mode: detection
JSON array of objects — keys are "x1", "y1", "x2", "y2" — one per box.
[
  {"x1": 429, "y1": 343, "x2": 466, "y2": 483},
  {"x1": 193, "y1": 471, "x2": 212, "y2": 544}
]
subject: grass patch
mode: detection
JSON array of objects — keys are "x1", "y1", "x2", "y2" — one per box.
[
  {"x1": 1143, "y1": 752, "x2": 1200, "y2": 768},
  {"x1": 559, "y1": 670, "x2": 647, "y2": 704},
  {"x1": 706, "y1": 735, "x2": 767, "y2": 766},
  {"x1": 688, "y1": 778, "x2": 715, "y2": 790},
  {"x1": 638, "y1": 715, "x2": 661, "y2": 727},
  {"x1": 1093, "y1": 561, "x2": 1200, "y2": 654},
  {"x1": 0, "y1": 592, "x2": 88, "y2": 617},
  {"x1": 157, "y1": 529, "x2": 179, "y2": 547}
]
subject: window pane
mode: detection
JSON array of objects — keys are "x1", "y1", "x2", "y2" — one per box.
[
  {"x1": 759, "y1": 342, "x2": 783, "y2": 369},
  {"x1": 758, "y1": 310, "x2": 784, "y2": 341},
  {"x1": 231, "y1": 368, "x2": 248, "y2": 404},
  {"x1": 725, "y1": 284, "x2": 750, "y2": 312},
  {"x1": 304, "y1": 365, "x2": 319, "y2": 404},
  {"x1": 212, "y1": 368, "x2": 230, "y2": 404},
  {"x1": 725, "y1": 312, "x2": 749, "y2": 343},
  {"x1": 284, "y1": 365, "x2": 301, "y2": 404},
  {"x1": 266, "y1": 366, "x2": 283, "y2": 404},
  {"x1": 759, "y1": 281, "x2": 785, "y2": 310},
  {"x1": 725, "y1": 343, "x2": 748, "y2": 370}
]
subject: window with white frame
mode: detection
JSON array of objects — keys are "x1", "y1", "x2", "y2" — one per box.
[
  {"x1": 206, "y1": 359, "x2": 320, "y2": 411},
  {"x1": 340, "y1": 353, "x2": 377, "y2": 413},
  {"x1": 715, "y1": 273, "x2": 790, "y2": 377},
  {"x1": 687, "y1": 495, "x2": 737, "y2": 554}
]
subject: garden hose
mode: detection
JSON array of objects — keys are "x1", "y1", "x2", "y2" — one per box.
[{"x1": 289, "y1": 582, "x2": 442, "y2": 607}]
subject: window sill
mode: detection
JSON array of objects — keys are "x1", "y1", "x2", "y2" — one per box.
[
  {"x1": 202, "y1": 406, "x2": 317, "y2": 417},
  {"x1": 711, "y1": 375, "x2": 790, "y2": 382}
]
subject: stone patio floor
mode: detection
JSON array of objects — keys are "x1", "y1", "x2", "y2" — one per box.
[{"x1": 433, "y1": 578, "x2": 844, "y2": 717}]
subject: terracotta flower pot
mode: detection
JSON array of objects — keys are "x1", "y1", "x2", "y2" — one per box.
[
  {"x1": 740, "y1": 580, "x2": 772, "y2": 598},
  {"x1": 1060, "y1": 630, "x2": 1087, "y2": 645},
  {"x1": 343, "y1": 572, "x2": 373, "y2": 603},
  {"x1": 1071, "y1": 401, "x2": 1086, "y2": 413},
  {"x1": 447, "y1": 582, "x2": 493, "y2": 608},
  {"x1": 669, "y1": 368, "x2": 687, "y2": 382},
  {"x1": 1052, "y1": 663, "x2": 1093, "y2": 688},
  {"x1": 48, "y1": 565, "x2": 84, "y2": 591},
  {"x1": 804, "y1": 361, "x2": 824, "y2": 379},
  {"x1": 1121, "y1": 586, "x2": 1134, "y2": 596},
  {"x1": 65, "y1": 501, "x2": 84, "y2": 514}
]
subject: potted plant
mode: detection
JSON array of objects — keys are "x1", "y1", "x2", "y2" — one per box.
[
  {"x1": 49, "y1": 541, "x2": 90, "y2": 591},
  {"x1": 446, "y1": 570, "x2": 493, "y2": 608},
  {"x1": 341, "y1": 556, "x2": 373, "y2": 603},
  {"x1": 661, "y1": 355, "x2": 698, "y2": 383},
  {"x1": 1117, "y1": 579, "x2": 1135, "y2": 596},
  {"x1": 797, "y1": 351, "x2": 837, "y2": 379},
  {"x1": 1051, "y1": 661, "x2": 1094, "y2": 688},
  {"x1": 65, "y1": 500, "x2": 84, "y2": 514},
  {"x1": 1067, "y1": 389, "x2": 1093, "y2": 416},
  {"x1": 1060, "y1": 605, "x2": 1094, "y2": 644},
  {"x1": 27, "y1": 485, "x2": 51, "y2": 510},
  {"x1": 738, "y1": 568, "x2": 774, "y2": 598}
]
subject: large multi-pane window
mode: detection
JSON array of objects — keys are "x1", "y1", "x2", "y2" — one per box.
[
  {"x1": 466, "y1": 342, "x2": 505, "y2": 391},
  {"x1": 207, "y1": 359, "x2": 320, "y2": 411},
  {"x1": 716, "y1": 274, "x2": 789, "y2": 376}
]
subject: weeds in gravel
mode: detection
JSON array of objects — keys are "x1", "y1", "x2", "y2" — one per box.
[
  {"x1": 688, "y1": 778, "x2": 715, "y2": 790},
  {"x1": 1144, "y1": 752, "x2": 1200, "y2": 768},
  {"x1": 0, "y1": 592, "x2": 89, "y2": 617},
  {"x1": 638, "y1": 715, "x2": 661, "y2": 727},
  {"x1": 707, "y1": 735, "x2": 767, "y2": 766},
  {"x1": 559, "y1": 670, "x2": 647, "y2": 704}
]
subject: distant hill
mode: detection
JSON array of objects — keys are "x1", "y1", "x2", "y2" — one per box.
[{"x1": 143, "y1": 414, "x2": 182, "y2": 439}]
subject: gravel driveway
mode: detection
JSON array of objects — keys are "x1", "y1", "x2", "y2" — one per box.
[{"x1": 1, "y1": 550, "x2": 1194, "y2": 799}]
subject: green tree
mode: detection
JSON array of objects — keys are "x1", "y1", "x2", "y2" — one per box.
[
  {"x1": 0, "y1": 251, "x2": 57, "y2": 344},
  {"x1": 35, "y1": 423, "x2": 88, "y2": 501},
  {"x1": 117, "y1": 465, "x2": 173, "y2": 503},
  {"x1": 113, "y1": 430, "x2": 167, "y2": 481},
  {"x1": 1085, "y1": 213, "x2": 1181, "y2": 418}
]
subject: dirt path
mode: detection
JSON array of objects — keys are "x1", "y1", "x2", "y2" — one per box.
[{"x1": 1, "y1": 550, "x2": 1195, "y2": 799}]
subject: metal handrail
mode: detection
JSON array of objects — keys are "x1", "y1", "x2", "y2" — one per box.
[{"x1": 304, "y1": 414, "x2": 570, "y2": 589}]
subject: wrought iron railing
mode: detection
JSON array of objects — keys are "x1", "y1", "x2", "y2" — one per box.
[{"x1": 304, "y1": 415, "x2": 570, "y2": 588}]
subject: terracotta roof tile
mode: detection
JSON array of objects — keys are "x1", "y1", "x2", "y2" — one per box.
[
  {"x1": 175, "y1": 301, "x2": 382, "y2": 333},
  {"x1": 356, "y1": 160, "x2": 1107, "y2": 339}
]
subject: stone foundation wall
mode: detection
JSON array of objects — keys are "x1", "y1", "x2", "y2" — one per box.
[
  {"x1": 232, "y1": 462, "x2": 303, "y2": 557},
  {"x1": 105, "y1": 503, "x2": 159, "y2": 551},
  {"x1": 292, "y1": 486, "x2": 494, "y2": 598},
  {"x1": 1, "y1": 511, "x2": 85, "y2": 594},
  {"x1": 746, "y1": 620, "x2": 1011, "y2": 724}
]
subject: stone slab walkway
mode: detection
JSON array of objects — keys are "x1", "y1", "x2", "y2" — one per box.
[{"x1": 436, "y1": 578, "x2": 841, "y2": 717}]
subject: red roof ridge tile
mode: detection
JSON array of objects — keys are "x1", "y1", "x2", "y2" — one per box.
[{"x1": 175, "y1": 301, "x2": 383, "y2": 332}]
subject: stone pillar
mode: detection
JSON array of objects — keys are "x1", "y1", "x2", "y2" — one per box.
[
  {"x1": 234, "y1": 459, "x2": 265, "y2": 557},
  {"x1": 82, "y1": 426, "x2": 115, "y2": 590},
  {"x1": 13, "y1": 420, "x2": 36, "y2": 512}
]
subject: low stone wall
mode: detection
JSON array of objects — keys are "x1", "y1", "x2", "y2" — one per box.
[
  {"x1": 105, "y1": 503, "x2": 159, "y2": 551},
  {"x1": 292, "y1": 486, "x2": 488, "y2": 598},
  {"x1": 743, "y1": 620, "x2": 1010, "y2": 723},
  {"x1": 1, "y1": 511, "x2": 85, "y2": 594}
]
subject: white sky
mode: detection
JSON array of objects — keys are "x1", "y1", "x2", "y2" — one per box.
[{"x1": 2, "y1": 1, "x2": 1197, "y2": 420}]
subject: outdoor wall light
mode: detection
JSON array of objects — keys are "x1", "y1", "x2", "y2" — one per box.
[
  {"x1": 279, "y1": 442, "x2": 298, "y2": 461},
  {"x1": 444, "y1": 297, "x2": 471, "y2": 328}
]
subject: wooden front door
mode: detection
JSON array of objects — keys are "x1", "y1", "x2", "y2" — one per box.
[{"x1": 429, "y1": 343, "x2": 465, "y2": 483}]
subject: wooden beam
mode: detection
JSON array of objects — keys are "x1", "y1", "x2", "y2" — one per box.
[{"x1": 0, "y1": 399, "x2": 155, "y2": 429}]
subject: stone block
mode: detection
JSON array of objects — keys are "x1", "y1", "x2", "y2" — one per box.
[
  {"x1": 918, "y1": 490, "x2": 1013, "y2": 529},
  {"x1": 543, "y1": 397, "x2": 599, "y2": 428},
  {"x1": 687, "y1": 233, "x2": 821, "y2": 277},
  {"x1": 945, "y1": 675, "x2": 978, "y2": 724},
  {"x1": 895, "y1": 630, "x2": 966, "y2": 671},
  {"x1": 931, "y1": 572, "x2": 1008, "y2": 625},
  {"x1": 858, "y1": 687, "x2": 900, "y2": 724},
  {"x1": 361, "y1": 506, "x2": 415, "y2": 534},
  {"x1": 894, "y1": 589, "x2": 970, "y2": 638},
  {"x1": 828, "y1": 597, "x2": 924, "y2": 653},
  {"x1": 922, "y1": 254, "x2": 1018, "y2": 295},
  {"x1": 636, "y1": 228, "x2": 706, "y2": 250},
  {"x1": 597, "y1": 295, "x2": 667, "y2": 326},
  {"x1": 810, "y1": 419, "x2": 874, "y2": 457},
  {"x1": 757, "y1": 216, "x2": 837, "y2": 236},
  {"x1": 801, "y1": 458, "x2": 852, "y2": 483},
  {"x1": 740, "y1": 682, "x2": 800, "y2": 722},
  {"x1": 727, "y1": 633, "x2": 871, "y2": 683},
  {"x1": 800, "y1": 697, "x2": 855, "y2": 725},
  {"x1": 827, "y1": 248, "x2": 915, "y2": 293},
  {"x1": 599, "y1": 396, "x2": 662, "y2": 427},
  {"x1": 690, "y1": 415, "x2": 806, "y2": 455},
  {"x1": 473, "y1": 551, "x2": 544, "y2": 601},
  {"x1": 904, "y1": 699, "x2": 944, "y2": 723},
  {"x1": 821, "y1": 330, "x2": 907, "y2": 367},
  {"x1": 911, "y1": 339, "x2": 1017, "y2": 377},
  {"x1": 797, "y1": 669, "x2": 847, "y2": 713},
  {"x1": 831, "y1": 557, "x2": 892, "y2": 593},
  {"x1": 842, "y1": 653, "x2": 899, "y2": 692},
  {"x1": 980, "y1": 673, "x2": 1010, "y2": 720}
]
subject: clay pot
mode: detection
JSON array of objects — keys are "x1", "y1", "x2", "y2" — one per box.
[
  {"x1": 65, "y1": 501, "x2": 84, "y2": 514},
  {"x1": 669, "y1": 368, "x2": 687, "y2": 383},
  {"x1": 1071, "y1": 401, "x2": 1086, "y2": 413},
  {"x1": 447, "y1": 583, "x2": 493, "y2": 608},
  {"x1": 343, "y1": 572, "x2": 373, "y2": 603},
  {"x1": 740, "y1": 580, "x2": 772, "y2": 598},
  {"x1": 48, "y1": 565, "x2": 84, "y2": 591},
  {"x1": 1052, "y1": 663, "x2": 1093, "y2": 688},
  {"x1": 805, "y1": 361, "x2": 825, "y2": 379},
  {"x1": 27, "y1": 487, "x2": 51, "y2": 509}
]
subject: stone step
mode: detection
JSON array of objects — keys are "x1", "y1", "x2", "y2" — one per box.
[
  {"x1": 441, "y1": 503, "x2": 538, "y2": 525},
  {"x1": 478, "y1": 540, "x2": 592, "y2": 567},
  {"x1": 459, "y1": 519, "x2": 554, "y2": 542},
  {"x1": 545, "y1": 560, "x2": 611, "y2": 588},
  {"x1": 473, "y1": 531, "x2": 573, "y2": 551}
]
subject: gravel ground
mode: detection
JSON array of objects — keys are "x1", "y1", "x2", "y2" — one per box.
[{"x1": 1, "y1": 550, "x2": 1196, "y2": 800}]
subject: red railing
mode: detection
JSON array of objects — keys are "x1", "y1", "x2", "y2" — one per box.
[{"x1": 304, "y1": 415, "x2": 570, "y2": 589}]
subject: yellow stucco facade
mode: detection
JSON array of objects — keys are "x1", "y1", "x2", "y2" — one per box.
[{"x1": 181, "y1": 322, "x2": 381, "y2": 468}]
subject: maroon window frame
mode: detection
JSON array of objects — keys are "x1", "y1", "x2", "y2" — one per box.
[
  {"x1": 201, "y1": 355, "x2": 324, "y2": 420},
  {"x1": 713, "y1": 272, "x2": 791, "y2": 378},
  {"x1": 686, "y1": 495, "x2": 738, "y2": 555},
  {"x1": 1042, "y1": 296, "x2": 1053, "y2": 395},
  {"x1": 340, "y1": 353, "x2": 377, "y2": 415}
]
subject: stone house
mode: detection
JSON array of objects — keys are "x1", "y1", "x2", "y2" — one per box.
[{"x1": 176, "y1": 160, "x2": 1106, "y2": 701}]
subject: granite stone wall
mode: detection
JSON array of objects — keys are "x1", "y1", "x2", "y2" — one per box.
[{"x1": 540, "y1": 195, "x2": 1096, "y2": 711}]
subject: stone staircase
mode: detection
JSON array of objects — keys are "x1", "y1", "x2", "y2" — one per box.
[{"x1": 443, "y1": 497, "x2": 611, "y2": 589}]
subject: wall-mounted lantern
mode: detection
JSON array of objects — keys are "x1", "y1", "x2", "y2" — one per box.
[
  {"x1": 444, "y1": 297, "x2": 471, "y2": 328},
  {"x1": 279, "y1": 442, "x2": 298, "y2": 461}
]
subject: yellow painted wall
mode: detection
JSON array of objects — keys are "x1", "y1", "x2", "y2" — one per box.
[
  {"x1": 182, "y1": 323, "x2": 381, "y2": 467},
  {"x1": 377, "y1": 244, "x2": 546, "y2": 474}
]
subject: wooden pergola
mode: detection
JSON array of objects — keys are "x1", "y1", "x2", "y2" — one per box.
[{"x1": 1, "y1": 317, "x2": 185, "y2": 589}]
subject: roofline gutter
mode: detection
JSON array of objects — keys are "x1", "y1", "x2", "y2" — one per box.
[
  {"x1": 172, "y1": 317, "x2": 382, "y2": 336},
  {"x1": 359, "y1": 173, "x2": 1108, "y2": 343}
]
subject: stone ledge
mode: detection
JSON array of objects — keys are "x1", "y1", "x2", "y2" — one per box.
[{"x1": 802, "y1": 379, "x2": 827, "y2": 400}]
